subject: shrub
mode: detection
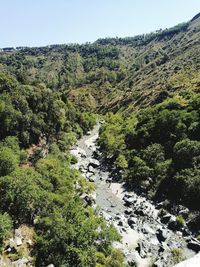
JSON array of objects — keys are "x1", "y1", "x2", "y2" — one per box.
[
  {"x1": 0, "y1": 213, "x2": 12, "y2": 250},
  {"x1": 176, "y1": 215, "x2": 185, "y2": 227},
  {"x1": 0, "y1": 147, "x2": 19, "y2": 176},
  {"x1": 171, "y1": 248, "x2": 185, "y2": 264}
]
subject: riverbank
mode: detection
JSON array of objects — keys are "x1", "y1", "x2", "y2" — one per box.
[{"x1": 70, "y1": 123, "x2": 199, "y2": 267}]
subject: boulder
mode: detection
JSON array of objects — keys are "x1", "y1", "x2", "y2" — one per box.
[
  {"x1": 128, "y1": 217, "x2": 138, "y2": 227},
  {"x1": 86, "y1": 172, "x2": 94, "y2": 179},
  {"x1": 89, "y1": 176, "x2": 96, "y2": 182},
  {"x1": 167, "y1": 215, "x2": 178, "y2": 230},
  {"x1": 187, "y1": 238, "x2": 200, "y2": 252},
  {"x1": 182, "y1": 226, "x2": 192, "y2": 236},
  {"x1": 118, "y1": 220, "x2": 124, "y2": 226},
  {"x1": 13, "y1": 258, "x2": 29, "y2": 266},
  {"x1": 142, "y1": 223, "x2": 155, "y2": 235},
  {"x1": 89, "y1": 159, "x2": 100, "y2": 168},
  {"x1": 160, "y1": 213, "x2": 173, "y2": 224},
  {"x1": 88, "y1": 165, "x2": 95, "y2": 174},
  {"x1": 153, "y1": 259, "x2": 163, "y2": 267},
  {"x1": 124, "y1": 197, "x2": 135, "y2": 206},
  {"x1": 134, "y1": 208, "x2": 145, "y2": 216},
  {"x1": 124, "y1": 207, "x2": 133, "y2": 215},
  {"x1": 136, "y1": 241, "x2": 149, "y2": 258},
  {"x1": 156, "y1": 228, "x2": 169, "y2": 242},
  {"x1": 14, "y1": 236, "x2": 22, "y2": 246},
  {"x1": 106, "y1": 177, "x2": 112, "y2": 183}
]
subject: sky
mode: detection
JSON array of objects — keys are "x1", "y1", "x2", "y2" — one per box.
[{"x1": 1, "y1": 0, "x2": 200, "y2": 47}]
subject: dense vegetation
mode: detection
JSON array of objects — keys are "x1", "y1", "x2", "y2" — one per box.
[
  {"x1": 0, "y1": 13, "x2": 200, "y2": 266},
  {"x1": 98, "y1": 93, "x2": 200, "y2": 210},
  {"x1": 0, "y1": 72, "x2": 126, "y2": 266}
]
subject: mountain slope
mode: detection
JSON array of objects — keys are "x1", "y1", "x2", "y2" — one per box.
[{"x1": 1, "y1": 14, "x2": 200, "y2": 114}]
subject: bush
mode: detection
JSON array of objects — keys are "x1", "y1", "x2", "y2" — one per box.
[
  {"x1": 176, "y1": 215, "x2": 185, "y2": 227},
  {"x1": 0, "y1": 147, "x2": 19, "y2": 176},
  {"x1": 171, "y1": 248, "x2": 185, "y2": 264},
  {"x1": 0, "y1": 213, "x2": 12, "y2": 250}
]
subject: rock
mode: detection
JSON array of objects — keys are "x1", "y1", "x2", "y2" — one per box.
[
  {"x1": 150, "y1": 237, "x2": 159, "y2": 246},
  {"x1": 80, "y1": 193, "x2": 94, "y2": 206},
  {"x1": 161, "y1": 213, "x2": 179, "y2": 230},
  {"x1": 187, "y1": 238, "x2": 200, "y2": 252},
  {"x1": 182, "y1": 226, "x2": 192, "y2": 236},
  {"x1": 114, "y1": 214, "x2": 122, "y2": 220},
  {"x1": 27, "y1": 239, "x2": 32, "y2": 246},
  {"x1": 124, "y1": 192, "x2": 134, "y2": 198},
  {"x1": 124, "y1": 197, "x2": 135, "y2": 206},
  {"x1": 89, "y1": 176, "x2": 96, "y2": 182},
  {"x1": 118, "y1": 220, "x2": 123, "y2": 226},
  {"x1": 160, "y1": 213, "x2": 173, "y2": 224},
  {"x1": 89, "y1": 159, "x2": 100, "y2": 168},
  {"x1": 136, "y1": 241, "x2": 149, "y2": 258},
  {"x1": 86, "y1": 172, "x2": 94, "y2": 179},
  {"x1": 14, "y1": 236, "x2": 22, "y2": 246},
  {"x1": 156, "y1": 200, "x2": 170, "y2": 209},
  {"x1": 79, "y1": 165, "x2": 87, "y2": 173},
  {"x1": 134, "y1": 208, "x2": 145, "y2": 216},
  {"x1": 88, "y1": 165, "x2": 95, "y2": 174},
  {"x1": 102, "y1": 211, "x2": 112, "y2": 222},
  {"x1": 167, "y1": 215, "x2": 178, "y2": 230},
  {"x1": 47, "y1": 265, "x2": 54, "y2": 267},
  {"x1": 128, "y1": 217, "x2": 138, "y2": 227},
  {"x1": 156, "y1": 228, "x2": 169, "y2": 242},
  {"x1": 124, "y1": 207, "x2": 132, "y2": 215},
  {"x1": 153, "y1": 259, "x2": 163, "y2": 267},
  {"x1": 142, "y1": 223, "x2": 155, "y2": 235},
  {"x1": 179, "y1": 207, "x2": 190, "y2": 218},
  {"x1": 106, "y1": 177, "x2": 112, "y2": 183},
  {"x1": 13, "y1": 258, "x2": 29, "y2": 266}
]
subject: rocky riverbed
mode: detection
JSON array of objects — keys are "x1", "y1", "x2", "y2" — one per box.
[{"x1": 70, "y1": 123, "x2": 200, "y2": 267}]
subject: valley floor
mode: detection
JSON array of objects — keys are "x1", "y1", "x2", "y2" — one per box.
[{"x1": 71, "y1": 123, "x2": 199, "y2": 267}]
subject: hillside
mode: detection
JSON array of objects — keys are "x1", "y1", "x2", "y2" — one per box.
[{"x1": 1, "y1": 14, "x2": 200, "y2": 114}]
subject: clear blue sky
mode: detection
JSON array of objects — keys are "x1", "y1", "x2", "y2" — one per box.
[{"x1": 1, "y1": 0, "x2": 200, "y2": 47}]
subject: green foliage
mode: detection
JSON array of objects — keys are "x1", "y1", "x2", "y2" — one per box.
[
  {"x1": 99, "y1": 95, "x2": 200, "y2": 208},
  {"x1": 35, "y1": 207, "x2": 120, "y2": 267},
  {"x1": 173, "y1": 169, "x2": 200, "y2": 208},
  {"x1": 0, "y1": 16, "x2": 200, "y2": 263},
  {"x1": 0, "y1": 147, "x2": 19, "y2": 176},
  {"x1": 176, "y1": 215, "x2": 186, "y2": 227},
  {"x1": 98, "y1": 113, "x2": 126, "y2": 158},
  {"x1": 171, "y1": 248, "x2": 185, "y2": 264},
  {"x1": 142, "y1": 144, "x2": 165, "y2": 168},
  {"x1": 173, "y1": 139, "x2": 200, "y2": 170},
  {"x1": 0, "y1": 168, "x2": 50, "y2": 223},
  {"x1": 114, "y1": 154, "x2": 128, "y2": 169},
  {"x1": 79, "y1": 112, "x2": 96, "y2": 134},
  {"x1": 0, "y1": 213, "x2": 12, "y2": 250},
  {"x1": 127, "y1": 156, "x2": 152, "y2": 184}
]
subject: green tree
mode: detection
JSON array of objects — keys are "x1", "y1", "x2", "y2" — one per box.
[{"x1": 0, "y1": 147, "x2": 19, "y2": 176}]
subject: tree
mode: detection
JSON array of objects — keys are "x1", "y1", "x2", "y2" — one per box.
[
  {"x1": 0, "y1": 147, "x2": 19, "y2": 176},
  {"x1": 173, "y1": 139, "x2": 200, "y2": 170}
]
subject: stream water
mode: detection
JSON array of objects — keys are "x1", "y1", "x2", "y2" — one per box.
[{"x1": 70, "y1": 123, "x2": 197, "y2": 267}]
